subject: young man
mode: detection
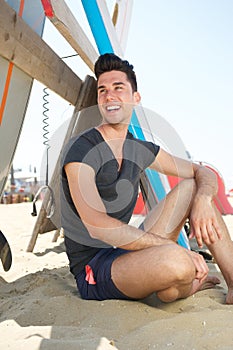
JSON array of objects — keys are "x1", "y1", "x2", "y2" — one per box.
[{"x1": 61, "y1": 53, "x2": 233, "y2": 304}]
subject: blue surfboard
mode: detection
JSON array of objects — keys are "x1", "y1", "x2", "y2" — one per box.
[{"x1": 81, "y1": 0, "x2": 189, "y2": 248}]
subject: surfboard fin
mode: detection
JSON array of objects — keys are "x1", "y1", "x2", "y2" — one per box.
[{"x1": 0, "y1": 231, "x2": 12, "y2": 272}]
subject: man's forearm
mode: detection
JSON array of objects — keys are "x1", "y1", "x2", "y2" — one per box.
[
  {"x1": 119, "y1": 226, "x2": 174, "y2": 250},
  {"x1": 194, "y1": 164, "x2": 218, "y2": 198},
  {"x1": 86, "y1": 214, "x2": 173, "y2": 250}
]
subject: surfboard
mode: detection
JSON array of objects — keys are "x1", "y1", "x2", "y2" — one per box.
[
  {"x1": 0, "y1": 0, "x2": 45, "y2": 197},
  {"x1": 0, "y1": 230, "x2": 12, "y2": 271},
  {"x1": 112, "y1": 0, "x2": 133, "y2": 54},
  {"x1": 81, "y1": 0, "x2": 190, "y2": 248}
]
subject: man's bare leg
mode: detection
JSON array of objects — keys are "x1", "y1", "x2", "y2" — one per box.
[
  {"x1": 205, "y1": 205, "x2": 233, "y2": 304},
  {"x1": 141, "y1": 178, "x2": 196, "y2": 240},
  {"x1": 143, "y1": 178, "x2": 223, "y2": 296},
  {"x1": 112, "y1": 244, "x2": 195, "y2": 302},
  {"x1": 112, "y1": 179, "x2": 219, "y2": 302}
]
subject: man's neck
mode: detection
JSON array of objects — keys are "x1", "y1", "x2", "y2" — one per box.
[
  {"x1": 96, "y1": 123, "x2": 128, "y2": 170},
  {"x1": 97, "y1": 123, "x2": 128, "y2": 141}
]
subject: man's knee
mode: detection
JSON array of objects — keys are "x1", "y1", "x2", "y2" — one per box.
[
  {"x1": 157, "y1": 247, "x2": 196, "y2": 302},
  {"x1": 166, "y1": 246, "x2": 196, "y2": 283}
]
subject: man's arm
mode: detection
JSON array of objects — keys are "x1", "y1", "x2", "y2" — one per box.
[
  {"x1": 64, "y1": 162, "x2": 174, "y2": 250},
  {"x1": 150, "y1": 148, "x2": 222, "y2": 247},
  {"x1": 189, "y1": 163, "x2": 222, "y2": 247}
]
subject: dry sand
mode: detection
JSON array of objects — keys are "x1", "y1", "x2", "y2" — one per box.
[{"x1": 1, "y1": 199, "x2": 233, "y2": 350}]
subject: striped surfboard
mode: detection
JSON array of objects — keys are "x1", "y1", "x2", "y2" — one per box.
[
  {"x1": 81, "y1": 0, "x2": 190, "y2": 248},
  {"x1": 0, "y1": 0, "x2": 45, "y2": 196}
]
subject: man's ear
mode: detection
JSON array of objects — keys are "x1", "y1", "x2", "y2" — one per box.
[{"x1": 134, "y1": 91, "x2": 141, "y2": 104}]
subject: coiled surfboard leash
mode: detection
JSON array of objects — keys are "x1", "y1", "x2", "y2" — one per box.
[{"x1": 31, "y1": 87, "x2": 55, "y2": 218}]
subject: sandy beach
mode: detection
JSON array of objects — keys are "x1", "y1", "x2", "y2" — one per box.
[{"x1": 1, "y1": 199, "x2": 233, "y2": 350}]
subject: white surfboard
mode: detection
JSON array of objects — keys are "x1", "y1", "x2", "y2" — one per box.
[
  {"x1": 0, "y1": 0, "x2": 45, "y2": 197},
  {"x1": 112, "y1": 0, "x2": 133, "y2": 54}
]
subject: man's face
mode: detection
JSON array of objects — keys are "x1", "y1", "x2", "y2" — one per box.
[{"x1": 97, "y1": 70, "x2": 141, "y2": 125}]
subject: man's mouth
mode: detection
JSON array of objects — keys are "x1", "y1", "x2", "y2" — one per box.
[{"x1": 106, "y1": 105, "x2": 121, "y2": 112}]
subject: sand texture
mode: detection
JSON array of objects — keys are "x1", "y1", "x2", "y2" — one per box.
[{"x1": 1, "y1": 200, "x2": 233, "y2": 350}]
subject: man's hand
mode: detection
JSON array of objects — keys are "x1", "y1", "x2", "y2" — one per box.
[
  {"x1": 186, "y1": 249, "x2": 209, "y2": 282},
  {"x1": 189, "y1": 194, "x2": 222, "y2": 248}
]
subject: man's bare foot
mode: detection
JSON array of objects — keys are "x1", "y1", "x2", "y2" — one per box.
[
  {"x1": 226, "y1": 289, "x2": 233, "y2": 304},
  {"x1": 189, "y1": 275, "x2": 221, "y2": 296}
]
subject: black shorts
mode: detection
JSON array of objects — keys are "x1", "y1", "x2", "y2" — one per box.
[{"x1": 75, "y1": 248, "x2": 133, "y2": 301}]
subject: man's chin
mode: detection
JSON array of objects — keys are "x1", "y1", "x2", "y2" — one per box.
[
  {"x1": 103, "y1": 117, "x2": 122, "y2": 124},
  {"x1": 102, "y1": 115, "x2": 130, "y2": 126},
  {"x1": 104, "y1": 120, "x2": 128, "y2": 127}
]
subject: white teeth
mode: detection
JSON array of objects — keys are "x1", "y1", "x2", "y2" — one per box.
[{"x1": 106, "y1": 105, "x2": 120, "y2": 111}]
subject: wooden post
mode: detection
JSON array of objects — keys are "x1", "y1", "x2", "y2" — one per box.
[
  {"x1": 41, "y1": 0, "x2": 98, "y2": 71},
  {"x1": 0, "y1": 0, "x2": 82, "y2": 105},
  {"x1": 26, "y1": 75, "x2": 101, "y2": 252}
]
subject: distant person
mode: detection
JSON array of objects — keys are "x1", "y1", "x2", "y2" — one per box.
[{"x1": 61, "y1": 53, "x2": 233, "y2": 304}]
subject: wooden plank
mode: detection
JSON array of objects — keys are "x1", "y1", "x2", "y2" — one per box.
[
  {"x1": 27, "y1": 75, "x2": 101, "y2": 252},
  {"x1": 0, "y1": 0, "x2": 82, "y2": 105},
  {"x1": 41, "y1": 0, "x2": 98, "y2": 72}
]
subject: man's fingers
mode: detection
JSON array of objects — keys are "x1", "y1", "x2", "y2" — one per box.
[
  {"x1": 205, "y1": 218, "x2": 222, "y2": 245},
  {"x1": 190, "y1": 216, "x2": 222, "y2": 248},
  {"x1": 194, "y1": 226, "x2": 203, "y2": 248},
  {"x1": 206, "y1": 221, "x2": 217, "y2": 244},
  {"x1": 188, "y1": 250, "x2": 209, "y2": 280},
  {"x1": 200, "y1": 224, "x2": 211, "y2": 245},
  {"x1": 189, "y1": 223, "x2": 203, "y2": 248},
  {"x1": 196, "y1": 259, "x2": 208, "y2": 281}
]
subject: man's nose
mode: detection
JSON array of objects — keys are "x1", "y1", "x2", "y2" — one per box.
[{"x1": 105, "y1": 90, "x2": 115, "y2": 101}]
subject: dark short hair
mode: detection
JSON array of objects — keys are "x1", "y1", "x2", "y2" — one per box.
[{"x1": 94, "y1": 53, "x2": 138, "y2": 92}]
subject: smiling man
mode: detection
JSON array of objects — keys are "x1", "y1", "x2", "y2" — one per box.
[{"x1": 61, "y1": 53, "x2": 233, "y2": 304}]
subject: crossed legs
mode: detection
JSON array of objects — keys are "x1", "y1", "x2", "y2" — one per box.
[{"x1": 112, "y1": 179, "x2": 231, "y2": 303}]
